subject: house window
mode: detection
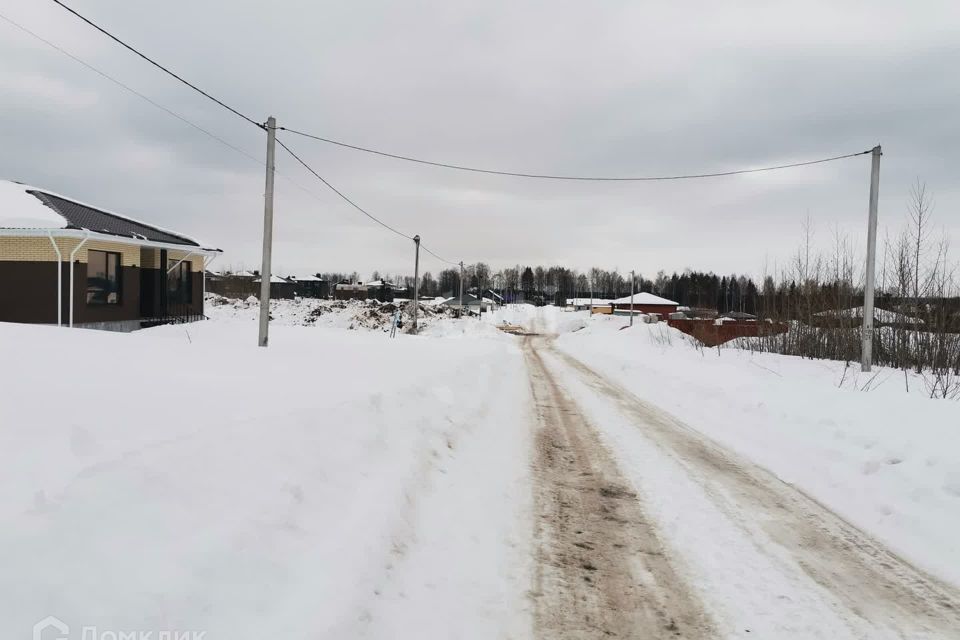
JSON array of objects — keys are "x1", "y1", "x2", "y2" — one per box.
[
  {"x1": 87, "y1": 250, "x2": 122, "y2": 304},
  {"x1": 168, "y1": 259, "x2": 193, "y2": 305}
]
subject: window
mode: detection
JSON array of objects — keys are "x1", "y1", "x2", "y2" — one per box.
[
  {"x1": 167, "y1": 259, "x2": 193, "y2": 305},
  {"x1": 87, "y1": 250, "x2": 121, "y2": 304}
]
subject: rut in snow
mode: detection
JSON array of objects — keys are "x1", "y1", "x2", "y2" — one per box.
[
  {"x1": 524, "y1": 336, "x2": 713, "y2": 639},
  {"x1": 549, "y1": 342, "x2": 960, "y2": 638}
]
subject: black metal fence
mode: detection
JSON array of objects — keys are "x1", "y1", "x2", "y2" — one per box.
[{"x1": 140, "y1": 301, "x2": 206, "y2": 328}]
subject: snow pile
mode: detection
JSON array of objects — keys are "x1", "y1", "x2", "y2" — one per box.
[
  {"x1": 556, "y1": 315, "x2": 960, "y2": 586},
  {"x1": 0, "y1": 320, "x2": 532, "y2": 637},
  {"x1": 0, "y1": 180, "x2": 68, "y2": 229},
  {"x1": 206, "y1": 293, "x2": 461, "y2": 333},
  {"x1": 419, "y1": 315, "x2": 509, "y2": 339},
  {"x1": 483, "y1": 304, "x2": 589, "y2": 335}
]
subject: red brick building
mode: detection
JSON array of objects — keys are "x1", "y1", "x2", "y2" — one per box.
[{"x1": 609, "y1": 292, "x2": 679, "y2": 315}]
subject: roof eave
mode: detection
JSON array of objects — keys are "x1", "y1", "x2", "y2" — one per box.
[{"x1": 0, "y1": 227, "x2": 222, "y2": 254}]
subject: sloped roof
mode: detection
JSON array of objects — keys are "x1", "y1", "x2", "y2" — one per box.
[
  {"x1": 253, "y1": 274, "x2": 290, "y2": 284},
  {"x1": 609, "y1": 292, "x2": 679, "y2": 306},
  {"x1": 813, "y1": 306, "x2": 924, "y2": 325},
  {"x1": 0, "y1": 180, "x2": 215, "y2": 249},
  {"x1": 30, "y1": 190, "x2": 200, "y2": 246}
]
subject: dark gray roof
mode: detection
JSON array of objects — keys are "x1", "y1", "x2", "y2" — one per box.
[{"x1": 28, "y1": 189, "x2": 200, "y2": 247}]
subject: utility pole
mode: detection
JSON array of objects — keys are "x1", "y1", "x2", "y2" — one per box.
[
  {"x1": 412, "y1": 235, "x2": 421, "y2": 333},
  {"x1": 629, "y1": 269, "x2": 636, "y2": 327},
  {"x1": 459, "y1": 260, "x2": 464, "y2": 315},
  {"x1": 861, "y1": 144, "x2": 882, "y2": 372},
  {"x1": 258, "y1": 116, "x2": 277, "y2": 348}
]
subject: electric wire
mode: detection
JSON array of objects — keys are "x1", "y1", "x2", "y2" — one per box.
[
  {"x1": 276, "y1": 137, "x2": 461, "y2": 265},
  {"x1": 3, "y1": 9, "x2": 463, "y2": 267},
  {"x1": 0, "y1": 11, "x2": 264, "y2": 166},
  {"x1": 49, "y1": 0, "x2": 264, "y2": 129},
  {"x1": 275, "y1": 137, "x2": 412, "y2": 241},
  {"x1": 420, "y1": 244, "x2": 458, "y2": 266},
  {"x1": 28, "y1": 2, "x2": 877, "y2": 267},
  {"x1": 0, "y1": 11, "x2": 385, "y2": 239},
  {"x1": 279, "y1": 127, "x2": 873, "y2": 182}
]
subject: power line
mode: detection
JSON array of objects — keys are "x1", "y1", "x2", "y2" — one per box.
[
  {"x1": 275, "y1": 137, "x2": 413, "y2": 241},
  {"x1": 280, "y1": 127, "x2": 873, "y2": 181},
  {"x1": 0, "y1": 11, "x2": 375, "y2": 230},
  {"x1": 420, "y1": 244, "x2": 458, "y2": 266},
  {"x1": 0, "y1": 11, "x2": 264, "y2": 167},
  {"x1": 4, "y1": 10, "x2": 465, "y2": 268},
  {"x1": 49, "y1": 0, "x2": 263, "y2": 130},
  {"x1": 276, "y1": 137, "x2": 462, "y2": 266}
]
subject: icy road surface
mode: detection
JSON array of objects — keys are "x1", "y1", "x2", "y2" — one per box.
[{"x1": 526, "y1": 335, "x2": 960, "y2": 638}]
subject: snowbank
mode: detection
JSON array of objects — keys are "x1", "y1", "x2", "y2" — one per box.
[
  {"x1": 555, "y1": 316, "x2": 960, "y2": 586},
  {"x1": 0, "y1": 320, "x2": 532, "y2": 638}
]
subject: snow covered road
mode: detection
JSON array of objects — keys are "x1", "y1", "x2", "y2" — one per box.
[
  {"x1": 527, "y1": 334, "x2": 960, "y2": 639},
  {"x1": 525, "y1": 336, "x2": 713, "y2": 637},
  {"x1": 3, "y1": 307, "x2": 959, "y2": 639}
]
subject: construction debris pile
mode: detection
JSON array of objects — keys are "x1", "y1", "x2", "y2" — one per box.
[{"x1": 206, "y1": 293, "x2": 463, "y2": 332}]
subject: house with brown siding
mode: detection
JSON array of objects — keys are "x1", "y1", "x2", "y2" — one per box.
[{"x1": 0, "y1": 180, "x2": 221, "y2": 331}]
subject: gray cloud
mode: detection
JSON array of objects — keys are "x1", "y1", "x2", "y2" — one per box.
[{"x1": 2, "y1": 0, "x2": 959, "y2": 279}]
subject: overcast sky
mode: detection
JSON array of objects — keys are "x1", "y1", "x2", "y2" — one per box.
[{"x1": 2, "y1": 1, "x2": 958, "y2": 280}]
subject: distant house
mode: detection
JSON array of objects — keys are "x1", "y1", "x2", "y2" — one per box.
[
  {"x1": 335, "y1": 281, "x2": 367, "y2": 301},
  {"x1": 365, "y1": 280, "x2": 395, "y2": 303},
  {"x1": 810, "y1": 306, "x2": 924, "y2": 329},
  {"x1": 440, "y1": 293, "x2": 495, "y2": 312},
  {"x1": 287, "y1": 275, "x2": 329, "y2": 299},
  {"x1": 566, "y1": 297, "x2": 611, "y2": 311},
  {"x1": 608, "y1": 292, "x2": 679, "y2": 316},
  {"x1": 253, "y1": 274, "x2": 297, "y2": 300},
  {"x1": 719, "y1": 311, "x2": 758, "y2": 321},
  {"x1": 0, "y1": 180, "x2": 220, "y2": 331}
]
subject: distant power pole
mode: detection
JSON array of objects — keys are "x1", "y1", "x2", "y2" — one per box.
[
  {"x1": 861, "y1": 145, "x2": 882, "y2": 372},
  {"x1": 629, "y1": 269, "x2": 636, "y2": 327},
  {"x1": 258, "y1": 116, "x2": 277, "y2": 348},
  {"x1": 459, "y1": 261, "x2": 464, "y2": 313},
  {"x1": 412, "y1": 235, "x2": 421, "y2": 333}
]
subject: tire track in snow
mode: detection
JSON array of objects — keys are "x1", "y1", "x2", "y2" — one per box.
[
  {"x1": 549, "y1": 342, "x2": 960, "y2": 638},
  {"x1": 524, "y1": 337, "x2": 714, "y2": 638}
]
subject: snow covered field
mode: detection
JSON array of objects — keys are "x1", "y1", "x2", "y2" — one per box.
[
  {"x1": 0, "y1": 319, "x2": 531, "y2": 638},
  {"x1": 2, "y1": 302, "x2": 959, "y2": 638},
  {"x1": 549, "y1": 310, "x2": 960, "y2": 587}
]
